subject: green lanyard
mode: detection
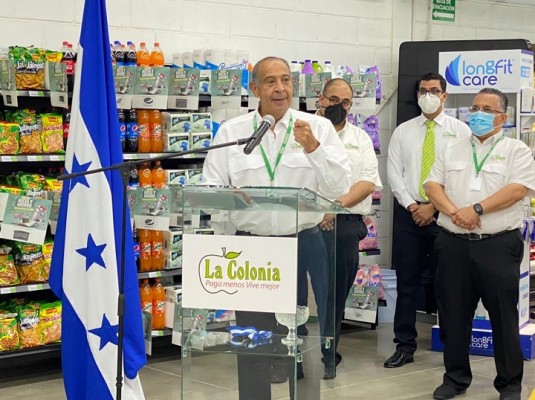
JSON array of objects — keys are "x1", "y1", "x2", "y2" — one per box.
[
  {"x1": 471, "y1": 134, "x2": 505, "y2": 176},
  {"x1": 253, "y1": 114, "x2": 293, "y2": 182}
]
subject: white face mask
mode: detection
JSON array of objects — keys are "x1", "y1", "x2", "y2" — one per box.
[{"x1": 418, "y1": 93, "x2": 443, "y2": 114}]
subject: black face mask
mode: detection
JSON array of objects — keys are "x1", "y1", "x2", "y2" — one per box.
[{"x1": 324, "y1": 103, "x2": 347, "y2": 126}]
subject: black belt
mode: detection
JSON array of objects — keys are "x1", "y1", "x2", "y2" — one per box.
[
  {"x1": 442, "y1": 228, "x2": 513, "y2": 241},
  {"x1": 236, "y1": 225, "x2": 320, "y2": 238}
]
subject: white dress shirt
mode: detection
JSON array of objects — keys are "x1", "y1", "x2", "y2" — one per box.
[
  {"x1": 203, "y1": 108, "x2": 351, "y2": 235},
  {"x1": 337, "y1": 121, "x2": 382, "y2": 215},
  {"x1": 387, "y1": 112, "x2": 471, "y2": 209},
  {"x1": 426, "y1": 131, "x2": 535, "y2": 234}
]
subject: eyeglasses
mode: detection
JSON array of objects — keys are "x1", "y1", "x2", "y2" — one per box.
[
  {"x1": 325, "y1": 96, "x2": 353, "y2": 110},
  {"x1": 468, "y1": 106, "x2": 504, "y2": 115},
  {"x1": 417, "y1": 88, "x2": 443, "y2": 96}
]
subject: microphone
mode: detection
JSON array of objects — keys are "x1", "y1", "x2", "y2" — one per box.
[{"x1": 243, "y1": 114, "x2": 275, "y2": 155}]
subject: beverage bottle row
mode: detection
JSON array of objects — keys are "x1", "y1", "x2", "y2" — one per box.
[
  {"x1": 60, "y1": 41, "x2": 77, "y2": 92},
  {"x1": 118, "y1": 109, "x2": 163, "y2": 153},
  {"x1": 137, "y1": 161, "x2": 165, "y2": 188},
  {"x1": 139, "y1": 228, "x2": 165, "y2": 272},
  {"x1": 139, "y1": 278, "x2": 166, "y2": 330},
  {"x1": 112, "y1": 41, "x2": 165, "y2": 67},
  {"x1": 291, "y1": 59, "x2": 335, "y2": 75}
]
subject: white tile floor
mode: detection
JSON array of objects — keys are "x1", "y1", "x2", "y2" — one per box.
[{"x1": 1, "y1": 320, "x2": 534, "y2": 399}]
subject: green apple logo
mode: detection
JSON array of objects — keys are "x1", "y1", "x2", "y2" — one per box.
[{"x1": 199, "y1": 247, "x2": 242, "y2": 295}]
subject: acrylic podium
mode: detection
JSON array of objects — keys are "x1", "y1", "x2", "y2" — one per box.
[{"x1": 177, "y1": 186, "x2": 347, "y2": 400}]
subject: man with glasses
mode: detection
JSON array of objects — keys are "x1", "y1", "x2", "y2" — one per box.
[
  {"x1": 425, "y1": 88, "x2": 535, "y2": 400},
  {"x1": 385, "y1": 72, "x2": 471, "y2": 368},
  {"x1": 316, "y1": 78, "x2": 382, "y2": 379}
]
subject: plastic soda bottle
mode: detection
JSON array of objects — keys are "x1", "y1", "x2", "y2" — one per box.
[
  {"x1": 113, "y1": 41, "x2": 125, "y2": 66},
  {"x1": 126, "y1": 109, "x2": 138, "y2": 152},
  {"x1": 125, "y1": 41, "x2": 137, "y2": 66},
  {"x1": 302, "y1": 59, "x2": 315, "y2": 74},
  {"x1": 118, "y1": 109, "x2": 127, "y2": 152},
  {"x1": 137, "y1": 42, "x2": 151, "y2": 67},
  {"x1": 138, "y1": 162, "x2": 152, "y2": 188},
  {"x1": 139, "y1": 229, "x2": 152, "y2": 271},
  {"x1": 151, "y1": 161, "x2": 165, "y2": 189},
  {"x1": 312, "y1": 60, "x2": 323, "y2": 73},
  {"x1": 140, "y1": 279, "x2": 153, "y2": 315},
  {"x1": 152, "y1": 278, "x2": 166, "y2": 329},
  {"x1": 151, "y1": 230, "x2": 164, "y2": 271},
  {"x1": 149, "y1": 109, "x2": 163, "y2": 152},
  {"x1": 137, "y1": 109, "x2": 151, "y2": 153},
  {"x1": 150, "y1": 42, "x2": 165, "y2": 67}
]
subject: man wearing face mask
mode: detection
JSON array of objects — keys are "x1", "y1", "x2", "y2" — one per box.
[
  {"x1": 316, "y1": 78, "x2": 382, "y2": 379},
  {"x1": 385, "y1": 73, "x2": 471, "y2": 368},
  {"x1": 425, "y1": 88, "x2": 535, "y2": 400}
]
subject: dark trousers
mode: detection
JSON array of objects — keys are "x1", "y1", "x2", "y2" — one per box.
[
  {"x1": 392, "y1": 200, "x2": 439, "y2": 353},
  {"x1": 435, "y1": 229, "x2": 524, "y2": 394},
  {"x1": 321, "y1": 214, "x2": 368, "y2": 367},
  {"x1": 235, "y1": 227, "x2": 326, "y2": 400}
]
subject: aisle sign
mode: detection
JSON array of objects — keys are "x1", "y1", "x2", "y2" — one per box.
[
  {"x1": 48, "y1": 62, "x2": 68, "y2": 108},
  {"x1": 432, "y1": 0, "x2": 455, "y2": 22},
  {"x1": 439, "y1": 49, "x2": 534, "y2": 94}
]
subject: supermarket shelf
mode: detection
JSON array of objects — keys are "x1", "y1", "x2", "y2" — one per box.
[
  {"x1": 0, "y1": 154, "x2": 65, "y2": 162},
  {"x1": 0, "y1": 90, "x2": 50, "y2": 98},
  {"x1": 520, "y1": 113, "x2": 535, "y2": 117},
  {"x1": 0, "y1": 343, "x2": 61, "y2": 360},
  {"x1": 0, "y1": 283, "x2": 51, "y2": 294},
  {"x1": 151, "y1": 328, "x2": 172, "y2": 337},
  {"x1": 123, "y1": 153, "x2": 206, "y2": 160},
  {"x1": 137, "y1": 269, "x2": 182, "y2": 279}
]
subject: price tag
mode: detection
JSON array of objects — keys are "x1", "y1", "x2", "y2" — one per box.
[
  {"x1": 148, "y1": 271, "x2": 163, "y2": 278},
  {"x1": 27, "y1": 284, "x2": 40, "y2": 292},
  {"x1": 29, "y1": 91, "x2": 45, "y2": 97},
  {"x1": 27, "y1": 155, "x2": 38, "y2": 161},
  {"x1": 0, "y1": 287, "x2": 16, "y2": 294},
  {"x1": 1, "y1": 156, "x2": 14, "y2": 162},
  {"x1": 49, "y1": 155, "x2": 61, "y2": 161}
]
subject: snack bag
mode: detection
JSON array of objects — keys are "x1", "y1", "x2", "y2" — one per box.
[
  {"x1": 0, "y1": 254, "x2": 19, "y2": 287},
  {"x1": 12, "y1": 242, "x2": 47, "y2": 284},
  {"x1": 0, "y1": 313, "x2": 21, "y2": 351},
  {"x1": 0, "y1": 123, "x2": 20, "y2": 154},
  {"x1": 39, "y1": 301, "x2": 61, "y2": 344},
  {"x1": 17, "y1": 304, "x2": 41, "y2": 348},
  {"x1": 40, "y1": 113, "x2": 64, "y2": 153}
]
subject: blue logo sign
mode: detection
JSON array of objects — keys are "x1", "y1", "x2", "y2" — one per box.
[{"x1": 444, "y1": 54, "x2": 513, "y2": 87}]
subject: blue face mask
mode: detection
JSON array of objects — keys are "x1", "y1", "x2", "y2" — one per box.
[{"x1": 468, "y1": 111, "x2": 496, "y2": 137}]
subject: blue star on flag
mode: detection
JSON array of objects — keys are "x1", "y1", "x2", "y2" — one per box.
[
  {"x1": 76, "y1": 233, "x2": 107, "y2": 271},
  {"x1": 88, "y1": 314, "x2": 119, "y2": 350},
  {"x1": 67, "y1": 154, "x2": 92, "y2": 193}
]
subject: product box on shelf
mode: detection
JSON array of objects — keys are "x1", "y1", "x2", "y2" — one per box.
[
  {"x1": 164, "y1": 285, "x2": 182, "y2": 329},
  {"x1": 164, "y1": 229, "x2": 183, "y2": 251},
  {"x1": 164, "y1": 249, "x2": 182, "y2": 270},
  {"x1": 165, "y1": 169, "x2": 187, "y2": 186},
  {"x1": 191, "y1": 112, "x2": 212, "y2": 133},
  {"x1": 163, "y1": 132, "x2": 190, "y2": 152},
  {"x1": 186, "y1": 169, "x2": 203, "y2": 185},
  {"x1": 162, "y1": 112, "x2": 191, "y2": 133},
  {"x1": 190, "y1": 132, "x2": 212, "y2": 150}
]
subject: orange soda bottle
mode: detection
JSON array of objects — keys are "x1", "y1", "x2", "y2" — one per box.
[
  {"x1": 140, "y1": 279, "x2": 153, "y2": 316},
  {"x1": 149, "y1": 110, "x2": 163, "y2": 153},
  {"x1": 150, "y1": 43, "x2": 165, "y2": 67},
  {"x1": 138, "y1": 162, "x2": 152, "y2": 188},
  {"x1": 137, "y1": 109, "x2": 151, "y2": 153},
  {"x1": 151, "y1": 230, "x2": 164, "y2": 271},
  {"x1": 137, "y1": 42, "x2": 151, "y2": 66},
  {"x1": 152, "y1": 278, "x2": 166, "y2": 329},
  {"x1": 139, "y1": 229, "x2": 152, "y2": 271},
  {"x1": 151, "y1": 161, "x2": 165, "y2": 189}
]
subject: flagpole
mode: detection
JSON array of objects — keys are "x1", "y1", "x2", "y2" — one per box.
[{"x1": 115, "y1": 166, "x2": 130, "y2": 400}]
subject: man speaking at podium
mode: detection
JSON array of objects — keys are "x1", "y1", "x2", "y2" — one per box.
[{"x1": 202, "y1": 56, "x2": 350, "y2": 400}]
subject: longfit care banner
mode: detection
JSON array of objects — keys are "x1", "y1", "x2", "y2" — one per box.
[
  {"x1": 439, "y1": 49, "x2": 533, "y2": 94},
  {"x1": 182, "y1": 234, "x2": 298, "y2": 313}
]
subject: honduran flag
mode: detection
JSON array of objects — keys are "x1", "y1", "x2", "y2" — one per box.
[{"x1": 49, "y1": 0, "x2": 146, "y2": 398}]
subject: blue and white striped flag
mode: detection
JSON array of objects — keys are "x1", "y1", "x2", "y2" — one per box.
[{"x1": 49, "y1": 0, "x2": 146, "y2": 398}]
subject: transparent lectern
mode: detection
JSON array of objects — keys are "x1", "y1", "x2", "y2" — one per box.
[{"x1": 178, "y1": 186, "x2": 348, "y2": 400}]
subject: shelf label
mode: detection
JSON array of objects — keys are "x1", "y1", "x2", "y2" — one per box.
[
  {"x1": 0, "y1": 287, "x2": 16, "y2": 294},
  {"x1": 27, "y1": 155, "x2": 38, "y2": 161},
  {"x1": 1, "y1": 156, "x2": 15, "y2": 162},
  {"x1": 148, "y1": 271, "x2": 163, "y2": 278},
  {"x1": 27, "y1": 284, "x2": 44, "y2": 292}
]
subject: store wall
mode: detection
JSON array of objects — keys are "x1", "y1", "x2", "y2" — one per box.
[{"x1": 1, "y1": 0, "x2": 535, "y2": 267}]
